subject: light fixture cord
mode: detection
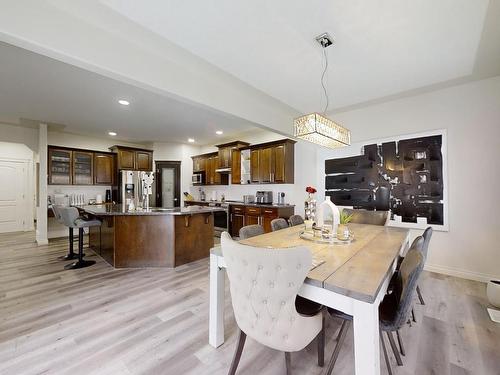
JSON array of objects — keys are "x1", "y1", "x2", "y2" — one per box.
[{"x1": 321, "y1": 47, "x2": 329, "y2": 114}]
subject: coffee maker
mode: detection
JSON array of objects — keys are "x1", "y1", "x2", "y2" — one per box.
[{"x1": 255, "y1": 191, "x2": 273, "y2": 204}]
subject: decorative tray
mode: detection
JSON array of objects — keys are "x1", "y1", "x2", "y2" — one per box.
[{"x1": 299, "y1": 230, "x2": 355, "y2": 245}]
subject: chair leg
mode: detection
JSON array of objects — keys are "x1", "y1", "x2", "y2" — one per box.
[
  {"x1": 317, "y1": 312, "x2": 325, "y2": 367},
  {"x1": 64, "y1": 228, "x2": 95, "y2": 269},
  {"x1": 59, "y1": 227, "x2": 78, "y2": 260},
  {"x1": 325, "y1": 320, "x2": 350, "y2": 375},
  {"x1": 411, "y1": 307, "x2": 417, "y2": 323},
  {"x1": 228, "y1": 328, "x2": 246, "y2": 375},
  {"x1": 380, "y1": 330, "x2": 393, "y2": 375},
  {"x1": 396, "y1": 330, "x2": 406, "y2": 356},
  {"x1": 285, "y1": 352, "x2": 292, "y2": 375},
  {"x1": 386, "y1": 331, "x2": 403, "y2": 366},
  {"x1": 416, "y1": 285, "x2": 425, "y2": 305}
]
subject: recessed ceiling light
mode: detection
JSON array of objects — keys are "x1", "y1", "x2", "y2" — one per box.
[
  {"x1": 118, "y1": 99, "x2": 130, "y2": 106},
  {"x1": 108, "y1": 131, "x2": 117, "y2": 136},
  {"x1": 188, "y1": 138, "x2": 195, "y2": 143},
  {"x1": 216, "y1": 130, "x2": 223, "y2": 135}
]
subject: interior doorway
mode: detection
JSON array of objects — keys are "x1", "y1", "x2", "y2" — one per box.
[
  {"x1": 155, "y1": 161, "x2": 181, "y2": 208},
  {"x1": 0, "y1": 159, "x2": 31, "y2": 233}
]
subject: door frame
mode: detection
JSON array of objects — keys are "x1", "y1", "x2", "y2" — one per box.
[{"x1": 155, "y1": 161, "x2": 181, "y2": 208}]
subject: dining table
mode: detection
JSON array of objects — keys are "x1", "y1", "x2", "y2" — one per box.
[{"x1": 209, "y1": 223, "x2": 410, "y2": 375}]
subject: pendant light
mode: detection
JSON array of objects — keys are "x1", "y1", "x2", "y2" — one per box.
[{"x1": 294, "y1": 33, "x2": 351, "y2": 148}]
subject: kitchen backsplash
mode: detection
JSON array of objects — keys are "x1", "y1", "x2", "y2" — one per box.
[
  {"x1": 47, "y1": 185, "x2": 112, "y2": 205},
  {"x1": 189, "y1": 184, "x2": 296, "y2": 205}
]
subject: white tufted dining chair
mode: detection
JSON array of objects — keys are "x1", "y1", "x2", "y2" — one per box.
[{"x1": 221, "y1": 232, "x2": 323, "y2": 374}]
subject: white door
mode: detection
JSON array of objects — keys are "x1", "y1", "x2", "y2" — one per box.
[{"x1": 0, "y1": 161, "x2": 27, "y2": 233}]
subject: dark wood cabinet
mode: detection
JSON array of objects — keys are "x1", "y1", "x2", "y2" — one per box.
[
  {"x1": 231, "y1": 149, "x2": 241, "y2": 184},
  {"x1": 110, "y1": 146, "x2": 153, "y2": 171},
  {"x1": 191, "y1": 152, "x2": 228, "y2": 185},
  {"x1": 72, "y1": 151, "x2": 93, "y2": 185},
  {"x1": 192, "y1": 156, "x2": 205, "y2": 172},
  {"x1": 230, "y1": 205, "x2": 245, "y2": 235},
  {"x1": 49, "y1": 146, "x2": 116, "y2": 186},
  {"x1": 48, "y1": 148, "x2": 72, "y2": 185},
  {"x1": 117, "y1": 149, "x2": 135, "y2": 169},
  {"x1": 249, "y1": 139, "x2": 295, "y2": 184},
  {"x1": 250, "y1": 149, "x2": 260, "y2": 183},
  {"x1": 94, "y1": 153, "x2": 115, "y2": 185},
  {"x1": 216, "y1": 141, "x2": 250, "y2": 169},
  {"x1": 136, "y1": 151, "x2": 152, "y2": 171}
]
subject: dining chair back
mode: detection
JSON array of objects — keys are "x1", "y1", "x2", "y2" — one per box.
[
  {"x1": 288, "y1": 215, "x2": 305, "y2": 227},
  {"x1": 421, "y1": 226, "x2": 433, "y2": 258},
  {"x1": 239, "y1": 224, "x2": 264, "y2": 239},
  {"x1": 221, "y1": 232, "x2": 322, "y2": 353},
  {"x1": 380, "y1": 243, "x2": 425, "y2": 331},
  {"x1": 51, "y1": 205, "x2": 63, "y2": 224},
  {"x1": 342, "y1": 208, "x2": 388, "y2": 226},
  {"x1": 271, "y1": 218, "x2": 288, "y2": 232}
]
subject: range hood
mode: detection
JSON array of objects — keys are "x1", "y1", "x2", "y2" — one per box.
[{"x1": 215, "y1": 167, "x2": 231, "y2": 174}]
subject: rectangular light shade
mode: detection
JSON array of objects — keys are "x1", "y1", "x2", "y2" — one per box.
[{"x1": 294, "y1": 113, "x2": 351, "y2": 148}]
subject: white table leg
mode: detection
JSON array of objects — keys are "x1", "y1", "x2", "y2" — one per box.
[
  {"x1": 352, "y1": 299, "x2": 380, "y2": 375},
  {"x1": 209, "y1": 253, "x2": 225, "y2": 347}
]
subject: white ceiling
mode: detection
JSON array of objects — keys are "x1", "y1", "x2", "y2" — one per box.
[
  {"x1": 102, "y1": 0, "x2": 492, "y2": 114},
  {"x1": 0, "y1": 41, "x2": 260, "y2": 145}
]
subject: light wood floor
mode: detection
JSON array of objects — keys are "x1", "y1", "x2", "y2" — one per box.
[{"x1": 0, "y1": 232, "x2": 498, "y2": 375}]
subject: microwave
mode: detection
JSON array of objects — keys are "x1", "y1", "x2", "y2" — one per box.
[{"x1": 192, "y1": 173, "x2": 204, "y2": 184}]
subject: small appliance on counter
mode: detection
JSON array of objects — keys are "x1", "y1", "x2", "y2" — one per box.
[
  {"x1": 211, "y1": 191, "x2": 218, "y2": 202},
  {"x1": 277, "y1": 192, "x2": 286, "y2": 205},
  {"x1": 199, "y1": 189, "x2": 206, "y2": 202},
  {"x1": 105, "y1": 189, "x2": 112, "y2": 203},
  {"x1": 96, "y1": 194, "x2": 103, "y2": 204},
  {"x1": 256, "y1": 191, "x2": 273, "y2": 204},
  {"x1": 243, "y1": 195, "x2": 255, "y2": 204}
]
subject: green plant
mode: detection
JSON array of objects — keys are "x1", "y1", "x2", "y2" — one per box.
[{"x1": 339, "y1": 210, "x2": 353, "y2": 225}]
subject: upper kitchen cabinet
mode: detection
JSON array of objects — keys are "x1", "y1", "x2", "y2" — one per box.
[
  {"x1": 48, "y1": 147, "x2": 72, "y2": 185},
  {"x1": 110, "y1": 146, "x2": 153, "y2": 171},
  {"x1": 249, "y1": 139, "x2": 295, "y2": 184},
  {"x1": 192, "y1": 156, "x2": 206, "y2": 172},
  {"x1": 215, "y1": 141, "x2": 250, "y2": 170},
  {"x1": 94, "y1": 153, "x2": 116, "y2": 185},
  {"x1": 48, "y1": 146, "x2": 117, "y2": 186},
  {"x1": 72, "y1": 151, "x2": 93, "y2": 185}
]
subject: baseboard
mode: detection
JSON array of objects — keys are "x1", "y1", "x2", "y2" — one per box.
[
  {"x1": 36, "y1": 238, "x2": 49, "y2": 246},
  {"x1": 425, "y1": 263, "x2": 498, "y2": 283}
]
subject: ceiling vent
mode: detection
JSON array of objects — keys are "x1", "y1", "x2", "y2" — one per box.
[{"x1": 315, "y1": 33, "x2": 334, "y2": 48}]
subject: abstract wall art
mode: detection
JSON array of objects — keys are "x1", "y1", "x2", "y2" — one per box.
[{"x1": 324, "y1": 131, "x2": 447, "y2": 230}]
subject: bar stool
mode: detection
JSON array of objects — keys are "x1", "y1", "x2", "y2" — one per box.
[
  {"x1": 58, "y1": 207, "x2": 101, "y2": 269},
  {"x1": 51, "y1": 205, "x2": 79, "y2": 260}
]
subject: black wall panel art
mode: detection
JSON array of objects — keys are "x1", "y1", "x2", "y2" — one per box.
[{"x1": 325, "y1": 134, "x2": 445, "y2": 227}]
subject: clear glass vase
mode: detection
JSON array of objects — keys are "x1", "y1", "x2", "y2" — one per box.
[{"x1": 305, "y1": 193, "x2": 317, "y2": 221}]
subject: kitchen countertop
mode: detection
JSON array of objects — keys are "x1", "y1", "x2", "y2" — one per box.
[
  {"x1": 78, "y1": 204, "x2": 226, "y2": 216},
  {"x1": 185, "y1": 200, "x2": 295, "y2": 208}
]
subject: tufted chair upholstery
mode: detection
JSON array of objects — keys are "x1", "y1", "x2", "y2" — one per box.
[
  {"x1": 288, "y1": 215, "x2": 305, "y2": 227},
  {"x1": 221, "y1": 232, "x2": 322, "y2": 353},
  {"x1": 270, "y1": 218, "x2": 288, "y2": 232},
  {"x1": 342, "y1": 208, "x2": 388, "y2": 226}
]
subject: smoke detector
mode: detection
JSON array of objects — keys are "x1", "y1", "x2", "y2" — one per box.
[{"x1": 315, "y1": 33, "x2": 334, "y2": 48}]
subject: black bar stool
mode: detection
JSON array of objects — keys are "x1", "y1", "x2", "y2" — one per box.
[
  {"x1": 51, "y1": 205, "x2": 79, "y2": 260},
  {"x1": 58, "y1": 207, "x2": 101, "y2": 269}
]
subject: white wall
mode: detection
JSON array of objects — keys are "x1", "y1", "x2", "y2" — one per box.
[
  {"x1": 48, "y1": 131, "x2": 146, "y2": 151},
  {"x1": 317, "y1": 76, "x2": 500, "y2": 282}
]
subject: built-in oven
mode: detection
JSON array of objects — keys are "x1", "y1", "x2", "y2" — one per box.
[
  {"x1": 209, "y1": 202, "x2": 228, "y2": 237},
  {"x1": 192, "y1": 173, "x2": 204, "y2": 184}
]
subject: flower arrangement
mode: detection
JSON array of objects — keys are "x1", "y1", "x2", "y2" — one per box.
[{"x1": 306, "y1": 186, "x2": 317, "y2": 194}]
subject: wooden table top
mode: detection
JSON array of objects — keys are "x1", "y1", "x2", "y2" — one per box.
[{"x1": 238, "y1": 224, "x2": 409, "y2": 303}]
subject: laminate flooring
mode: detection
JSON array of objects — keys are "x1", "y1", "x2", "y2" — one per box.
[{"x1": 0, "y1": 232, "x2": 498, "y2": 375}]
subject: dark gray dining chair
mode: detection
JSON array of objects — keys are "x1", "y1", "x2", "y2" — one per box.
[
  {"x1": 342, "y1": 208, "x2": 388, "y2": 226},
  {"x1": 416, "y1": 227, "x2": 433, "y2": 305},
  {"x1": 51, "y1": 205, "x2": 77, "y2": 261},
  {"x1": 271, "y1": 218, "x2": 288, "y2": 232},
  {"x1": 238, "y1": 224, "x2": 264, "y2": 240},
  {"x1": 59, "y1": 207, "x2": 101, "y2": 269},
  {"x1": 288, "y1": 215, "x2": 305, "y2": 227},
  {"x1": 324, "y1": 238, "x2": 425, "y2": 375}
]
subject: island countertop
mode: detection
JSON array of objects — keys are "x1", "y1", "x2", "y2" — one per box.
[{"x1": 78, "y1": 204, "x2": 225, "y2": 216}]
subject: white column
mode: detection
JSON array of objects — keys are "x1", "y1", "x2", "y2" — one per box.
[
  {"x1": 352, "y1": 300, "x2": 381, "y2": 375},
  {"x1": 209, "y1": 253, "x2": 225, "y2": 347},
  {"x1": 36, "y1": 123, "x2": 48, "y2": 245}
]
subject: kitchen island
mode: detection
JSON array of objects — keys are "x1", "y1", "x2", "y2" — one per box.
[{"x1": 80, "y1": 204, "x2": 224, "y2": 268}]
